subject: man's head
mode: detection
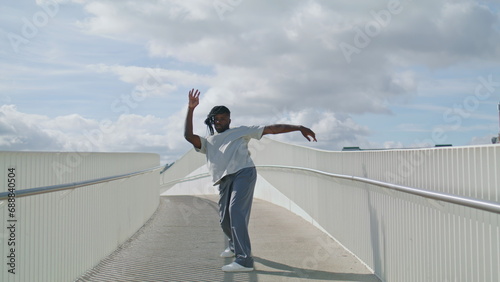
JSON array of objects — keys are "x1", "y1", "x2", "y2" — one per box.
[{"x1": 205, "y1": 105, "x2": 231, "y2": 135}]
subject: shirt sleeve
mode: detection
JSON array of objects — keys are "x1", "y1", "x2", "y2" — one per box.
[{"x1": 247, "y1": 125, "x2": 265, "y2": 140}]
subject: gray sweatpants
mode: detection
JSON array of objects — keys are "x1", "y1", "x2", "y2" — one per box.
[{"x1": 218, "y1": 167, "x2": 257, "y2": 268}]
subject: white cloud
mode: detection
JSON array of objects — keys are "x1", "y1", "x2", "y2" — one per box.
[
  {"x1": 382, "y1": 140, "x2": 404, "y2": 149},
  {"x1": 68, "y1": 0, "x2": 500, "y2": 145},
  {"x1": 2, "y1": 0, "x2": 499, "y2": 164},
  {"x1": 75, "y1": 1, "x2": 424, "y2": 113},
  {"x1": 385, "y1": 1, "x2": 500, "y2": 67},
  {"x1": 261, "y1": 108, "x2": 371, "y2": 150},
  {"x1": 76, "y1": 0, "x2": 498, "y2": 116},
  {"x1": 0, "y1": 105, "x2": 189, "y2": 164},
  {"x1": 87, "y1": 64, "x2": 213, "y2": 99},
  {"x1": 0, "y1": 105, "x2": 57, "y2": 150}
]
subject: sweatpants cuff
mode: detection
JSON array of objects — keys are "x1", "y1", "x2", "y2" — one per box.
[{"x1": 235, "y1": 257, "x2": 254, "y2": 268}]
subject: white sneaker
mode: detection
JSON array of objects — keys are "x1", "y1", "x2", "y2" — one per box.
[
  {"x1": 221, "y1": 262, "x2": 254, "y2": 272},
  {"x1": 220, "y1": 247, "x2": 235, "y2": 258}
]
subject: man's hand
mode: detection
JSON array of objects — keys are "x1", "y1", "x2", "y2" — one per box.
[
  {"x1": 188, "y1": 89, "x2": 201, "y2": 109},
  {"x1": 299, "y1": 126, "x2": 317, "y2": 142},
  {"x1": 185, "y1": 88, "x2": 202, "y2": 149}
]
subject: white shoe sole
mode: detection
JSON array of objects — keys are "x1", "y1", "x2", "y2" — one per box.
[{"x1": 221, "y1": 262, "x2": 254, "y2": 272}]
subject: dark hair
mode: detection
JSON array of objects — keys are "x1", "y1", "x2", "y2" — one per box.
[{"x1": 204, "y1": 105, "x2": 230, "y2": 135}]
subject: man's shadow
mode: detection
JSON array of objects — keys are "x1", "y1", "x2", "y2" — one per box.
[{"x1": 250, "y1": 256, "x2": 381, "y2": 281}]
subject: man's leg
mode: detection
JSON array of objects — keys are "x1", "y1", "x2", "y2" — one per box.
[
  {"x1": 218, "y1": 175, "x2": 234, "y2": 251},
  {"x1": 229, "y1": 167, "x2": 257, "y2": 268}
]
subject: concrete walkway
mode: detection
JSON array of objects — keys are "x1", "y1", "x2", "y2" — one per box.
[{"x1": 77, "y1": 195, "x2": 380, "y2": 282}]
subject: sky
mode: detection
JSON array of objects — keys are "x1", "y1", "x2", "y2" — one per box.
[{"x1": 1, "y1": 0, "x2": 499, "y2": 165}]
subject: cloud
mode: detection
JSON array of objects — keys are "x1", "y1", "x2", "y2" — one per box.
[
  {"x1": 73, "y1": 1, "x2": 412, "y2": 114},
  {"x1": 2, "y1": 0, "x2": 498, "y2": 164},
  {"x1": 381, "y1": 1, "x2": 500, "y2": 67},
  {"x1": 74, "y1": 0, "x2": 499, "y2": 118},
  {"x1": 0, "y1": 105, "x2": 190, "y2": 164},
  {"x1": 70, "y1": 0, "x2": 499, "y2": 149},
  {"x1": 261, "y1": 108, "x2": 371, "y2": 150},
  {"x1": 87, "y1": 63, "x2": 212, "y2": 98},
  {"x1": 0, "y1": 105, "x2": 56, "y2": 150}
]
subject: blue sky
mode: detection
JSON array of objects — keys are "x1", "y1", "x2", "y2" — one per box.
[{"x1": 1, "y1": 0, "x2": 499, "y2": 164}]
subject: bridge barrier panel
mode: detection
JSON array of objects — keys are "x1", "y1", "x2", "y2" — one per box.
[
  {"x1": 163, "y1": 138, "x2": 500, "y2": 282},
  {"x1": 0, "y1": 152, "x2": 159, "y2": 282}
]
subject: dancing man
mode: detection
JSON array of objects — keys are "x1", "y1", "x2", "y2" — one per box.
[{"x1": 184, "y1": 89, "x2": 317, "y2": 272}]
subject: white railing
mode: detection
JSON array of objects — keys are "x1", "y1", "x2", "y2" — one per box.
[
  {"x1": 162, "y1": 138, "x2": 500, "y2": 282},
  {"x1": 0, "y1": 152, "x2": 160, "y2": 282},
  {"x1": 254, "y1": 165, "x2": 500, "y2": 214}
]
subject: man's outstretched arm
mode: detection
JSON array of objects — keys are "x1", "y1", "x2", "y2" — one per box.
[
  {"x1": 263, "y1": 124, "x2": 317, "y2": 142},
  {"x1": 184, "y1": 89, "x2": 202, "y2": 149}
]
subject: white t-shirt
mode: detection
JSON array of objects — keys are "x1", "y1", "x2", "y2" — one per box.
[{"x1": 196, "y1": 125, "x2": 265, "y2": 184}]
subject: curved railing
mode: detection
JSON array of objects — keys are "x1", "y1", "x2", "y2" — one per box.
[
  {"x1": 162, "y1": 165, "x2": 500, "y2": 214},
  {"x1": 162, "y1": 140, "x2": 500, "y2": 282},
  {"x1": 0, "y1": 151, "x2": 161, "y2": 282},
  {"x1": 257, "y1": 165, "x2": 500, "y2": 214},
  {"x1": 0, "y1": 165, "x2": 163, "y2": 201}
]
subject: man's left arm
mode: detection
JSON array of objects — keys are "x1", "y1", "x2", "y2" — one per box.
[{"x1": 263, "y1": 124, "x2": 317, "y2": 142}]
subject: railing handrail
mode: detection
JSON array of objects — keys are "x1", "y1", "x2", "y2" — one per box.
[
  {"x1": 161, "y1": 173, "x2": 211, "y2": 187},
  {"x1": 259, "y1": 165, "x2": 500, "y2": 214},
  {"x1": 0, "y1": 165, "x2": 164, "y2": 200},
  {"x1": 10, "y1": 162, "x2": 497, "y2": 213},
  {"x1": 160, "y1": 164, "x2": 500, "y2": 214}
]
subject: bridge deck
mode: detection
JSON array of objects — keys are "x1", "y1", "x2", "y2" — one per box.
[{"x1": 77, "y1": 195, "x2": 380, "y2": 282}]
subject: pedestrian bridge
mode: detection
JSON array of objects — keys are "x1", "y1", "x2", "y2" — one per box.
[{"x1": 1, "y1": 139, "x2": 499, "y2": 281}]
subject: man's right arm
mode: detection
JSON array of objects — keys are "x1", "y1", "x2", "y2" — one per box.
[{"x1": 184, "y1": 89, "x2": 202, "y2": 149}]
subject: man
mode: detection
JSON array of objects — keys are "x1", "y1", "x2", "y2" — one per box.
[{"x1": 184, "y1": 89, "x2": 317, "y2": 272}]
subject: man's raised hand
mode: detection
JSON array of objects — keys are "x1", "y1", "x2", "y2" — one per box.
[{"x1": 188, "y1": 89, "x2": 201, "y2": 109}]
